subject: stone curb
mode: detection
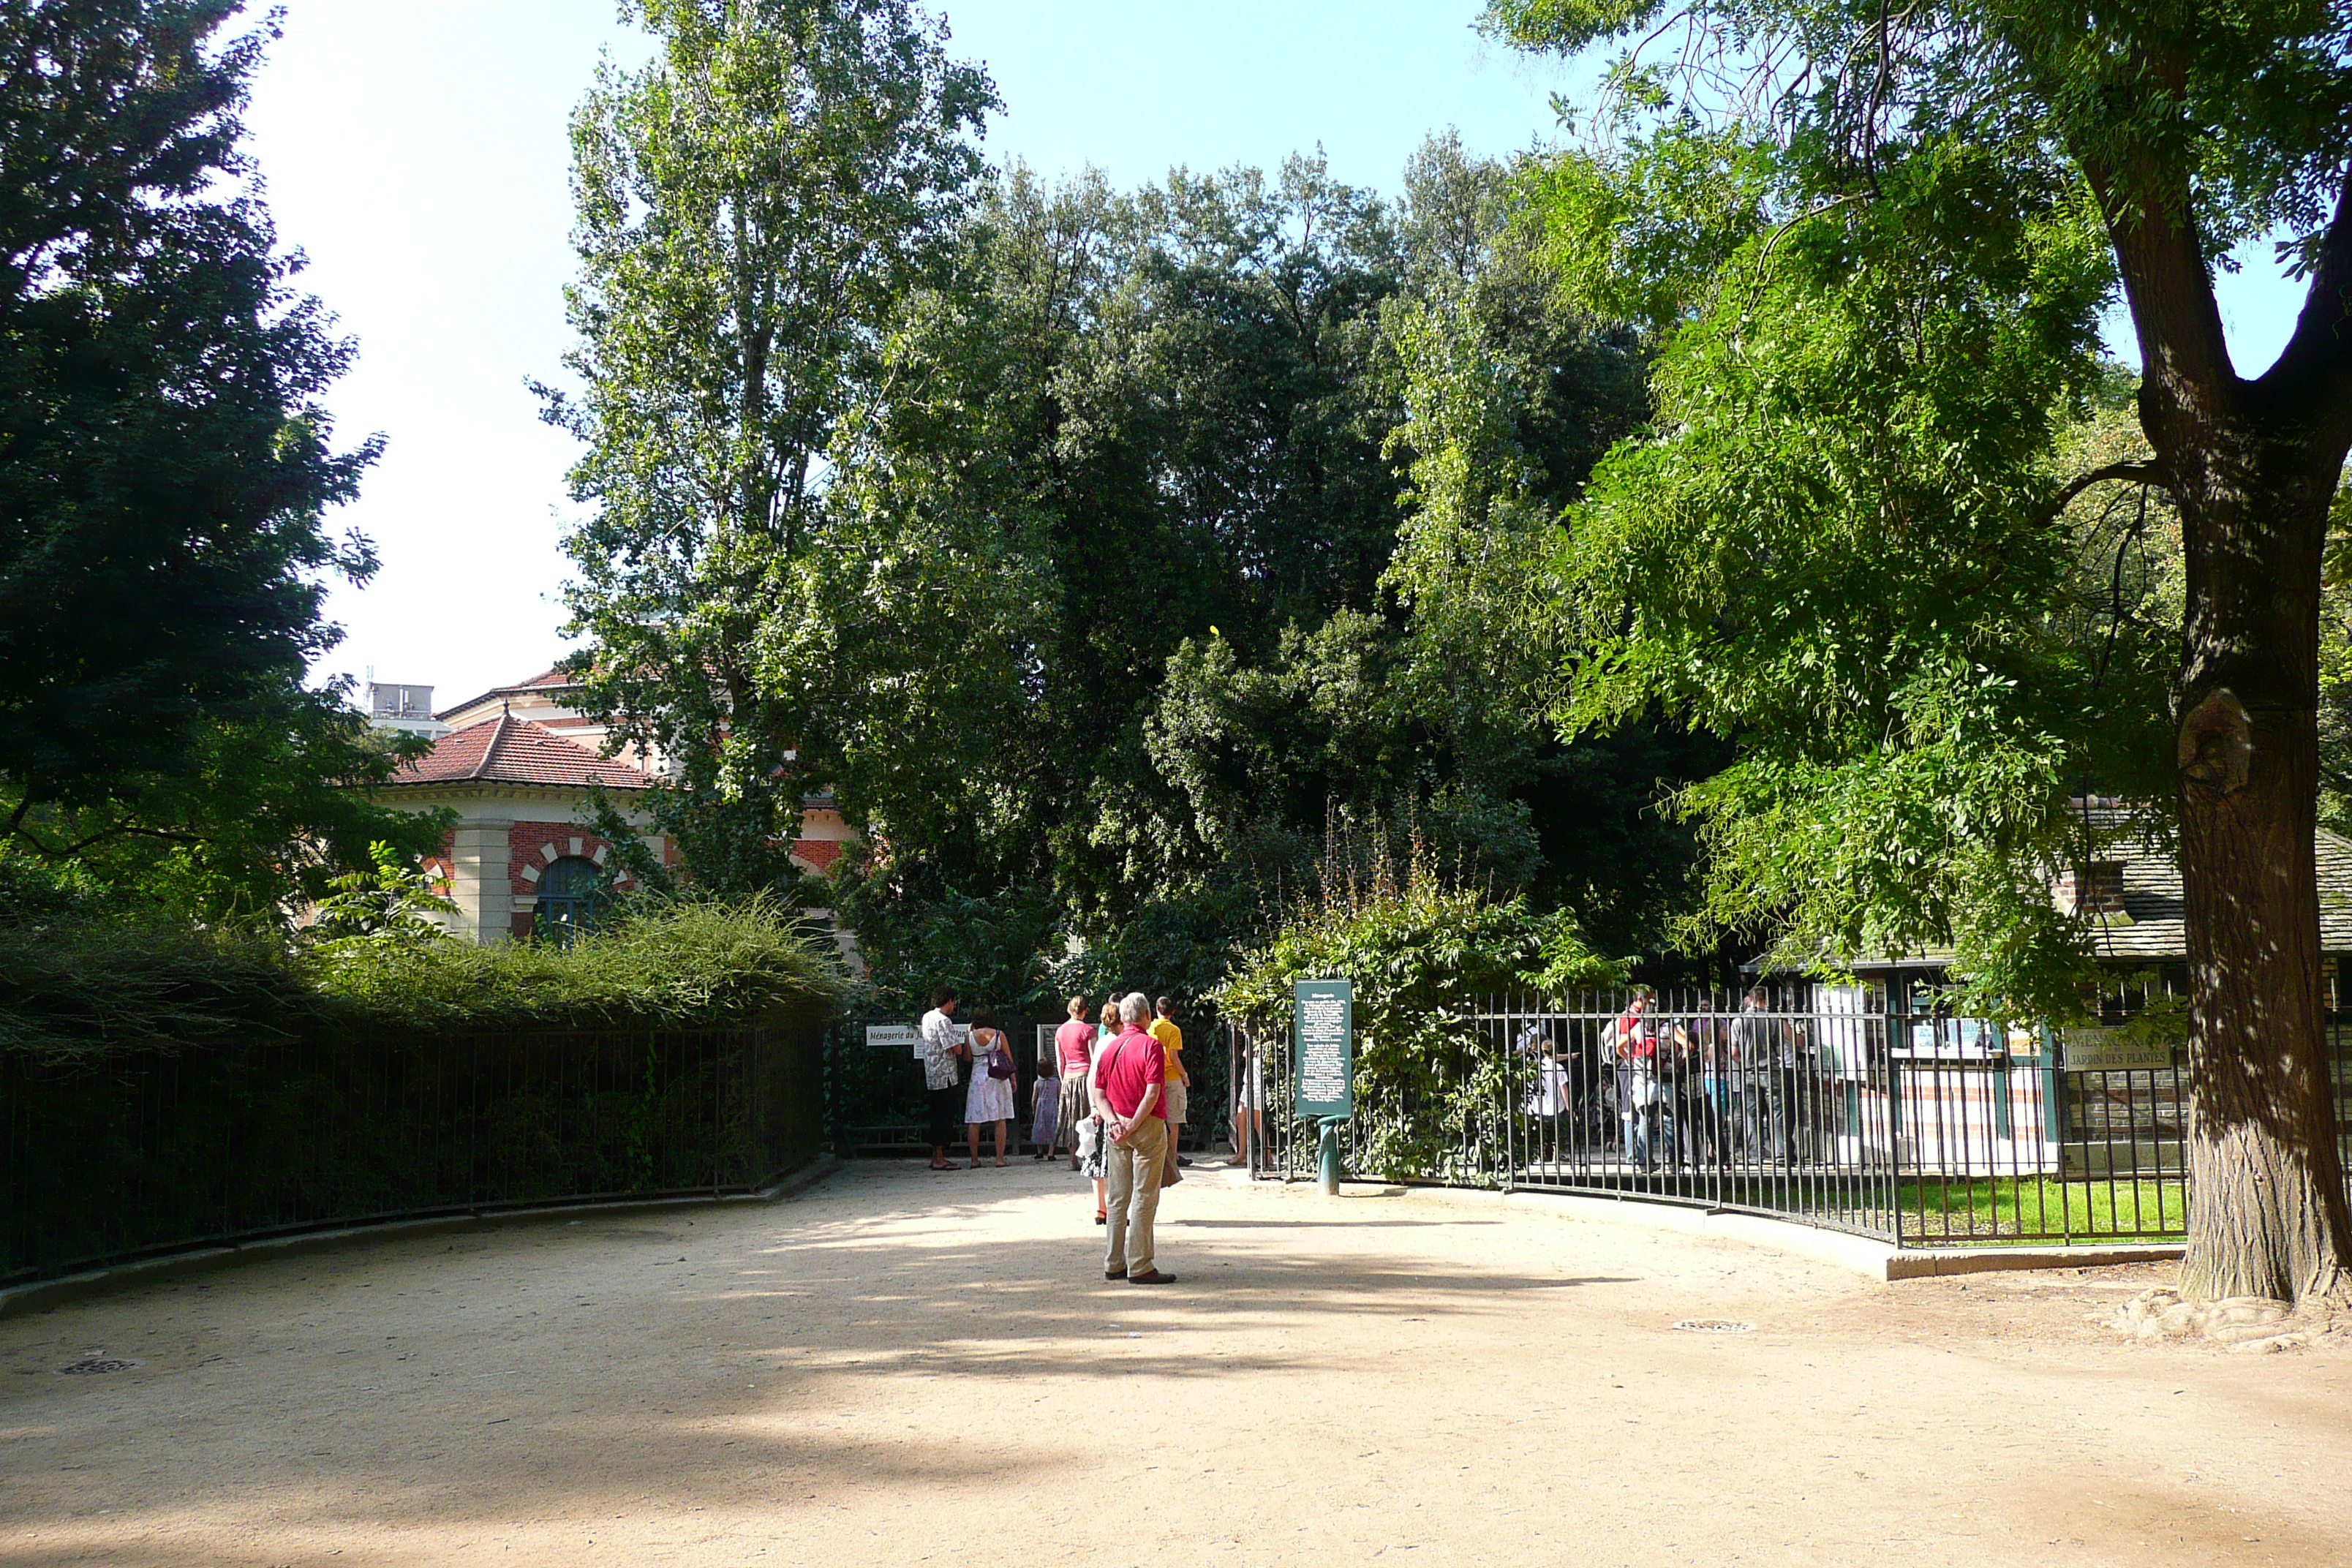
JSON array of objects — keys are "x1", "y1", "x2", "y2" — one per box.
[
  {"x1": 0, "y1": 1155, "x2": 844, "y2": 1320},
  {"x1": 1218, "y1": 1167, "x2": 2183, "y2": 1283}
]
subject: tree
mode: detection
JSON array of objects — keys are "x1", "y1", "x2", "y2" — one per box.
[
  {"x1": 543, "y1": 0, "x2": 997, "y2": 897},
  {"x1": 0, "y1": 0, "x2": 426, "y2": 916},
  {"x1": 1489, "y1": 0, "x2": 2352, "y2": 1305},
  {"x1": 814, "y1": 146, "x2": 1677, "y2": 1003}
]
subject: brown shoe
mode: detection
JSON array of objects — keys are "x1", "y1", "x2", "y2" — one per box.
[
  {"x1": 1104, "y1": 1268, "x2": 1126, "y2": 1280},
  {"x1": 1128, "y1": 1269, "x2": 1177, "y2": 1285}
]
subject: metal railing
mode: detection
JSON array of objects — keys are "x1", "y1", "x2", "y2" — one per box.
[
  {"x1": 1232, "y1": 991, "x2": 2352, "y2": 1247},
  {"x1": 1, "y1": 1022, "x2": 829, "y2": 1288}
]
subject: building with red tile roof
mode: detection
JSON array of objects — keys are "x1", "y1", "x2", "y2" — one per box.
[{"x1": 368, "y1": 666, "x2": 858, "y2": 944}]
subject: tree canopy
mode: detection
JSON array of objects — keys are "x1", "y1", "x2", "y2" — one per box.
[
  {"x1": 1485, "y1": 0, "x2": 2352, "y2": 1305},
  {"x1": 543, "y1": 0, "x2": 1715, "y2": 1015},
  {"x1": 0, "y1": 0, "x2": 433, "y2": 920}
]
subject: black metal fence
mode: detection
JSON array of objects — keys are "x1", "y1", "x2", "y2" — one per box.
[
  {"x1": 1, "y1": 1021, "x2": 829, "y2": 1288},
  {"x1": 827, "y1": 1008, "x2": 1227, "y2": 1155},
  {"x1": 1234, "y1": 990, "x2": 2352, "y2": 1247}
]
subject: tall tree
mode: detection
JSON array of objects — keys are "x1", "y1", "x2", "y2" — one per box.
[
  {"x1": 1490, "y1": 0, "x2": 2352, "y2": 1305},
  {"x1": 0, "y1": 0, "x2": 423, "y2": 916},
  {"x1": 543, "y1": 0, "x2": 997, "y2": 894}
]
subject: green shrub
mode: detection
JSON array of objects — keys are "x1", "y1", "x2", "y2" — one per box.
[
  {"x1": 308, "y1": 895, "x2": 852, "y2": 1033},
  {"x1": 0, "y1": 915, "x2": 317, "y2": 1059},
  {"x1": 1216, "y1": 859, "x2": 1621, "y2": 1182},
  {"x1": 0, "y1": 894, "x2": 850, "y2": 1060}
]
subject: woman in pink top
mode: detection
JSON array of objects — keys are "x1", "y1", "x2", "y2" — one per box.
[{"x1": 1047, "y1": 995, "x2": 1095, "y2": 1165}]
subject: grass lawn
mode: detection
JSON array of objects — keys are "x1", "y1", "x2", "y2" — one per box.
[{"x1": 1893, "y1": 1175, "x2": 2186, "y2": 1244}]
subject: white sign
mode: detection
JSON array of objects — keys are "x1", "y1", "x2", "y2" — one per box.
[
  {"x1": 2060, "y1": 1026, "x2": 2177, "y2": 1073},
  {"x1": 864, "y1": 1024, "x2": 920, "y2": 1053}
]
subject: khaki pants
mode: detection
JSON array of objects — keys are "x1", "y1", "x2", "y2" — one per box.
[
  {"x1": 1161, "y1": 1079, "x2": 1188, "y2": 1183},
  {"x1": 1104, "y1": 1114, "x2": 1168, "y2": 1276}
]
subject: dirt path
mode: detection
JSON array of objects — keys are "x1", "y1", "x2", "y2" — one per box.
[{"x1": 2, "y1": 1158, "x2": 2347, "y2": 1567}]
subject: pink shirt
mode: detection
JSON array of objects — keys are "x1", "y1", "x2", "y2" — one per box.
[
  {"x1": 1055, "y1": 1018, "x2": 1095, "y2": 1074},
  {"x1": 1093, "y1": 1025, "x2": 1166, "y2": 1120}
]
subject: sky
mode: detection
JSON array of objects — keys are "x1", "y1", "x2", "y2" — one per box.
[{"x1": 244, "y1": 1, "x2": 2315, "y2": 713}]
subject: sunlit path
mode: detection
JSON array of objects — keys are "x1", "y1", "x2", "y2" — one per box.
[{"x1": 2, "y1": 1160, "x2": 2347, "y2": 1567}]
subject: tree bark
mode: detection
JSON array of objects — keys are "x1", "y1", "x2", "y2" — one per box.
[
  {"x1": 2170, "y1": 419, "x2": 2352, "y2": 1305},
  {"x1": 2084, "y1": 126, "x2": 2352, "y2": 1307}
]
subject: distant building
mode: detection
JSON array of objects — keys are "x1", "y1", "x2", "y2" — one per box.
[
  {"x1": 363, "y1": 680, "x2": 448, "y2": 739},
  {"x1": 371, "y1": 666, "x2": 859, "y2": 945}
]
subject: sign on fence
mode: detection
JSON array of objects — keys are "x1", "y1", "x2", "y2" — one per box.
[
  {"x1": 1294, "y1": 979, "x2": 1354, "y2": 1117},
  {"x1": 2059, "y1": 1025, "x2": 2178, "y2": 1072},
  {"x1": 867, "y1": 1022, "x2": 971, "y2": 1059}
]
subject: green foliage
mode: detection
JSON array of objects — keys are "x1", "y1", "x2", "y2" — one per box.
[
  {"x1": 0, "y1": 894, "x2": 316, "y2": 1059},
  {"x1": 2319, "y1": 484, "x2": 2352, "y2": 832},
  {"x1": 827, "y1": 870, "x2": 1063, "y2": 1017},
  {"x1": 0, "y1": 1, "x2": 423, "y2": 917},
  {"x1": 545, "y1": 23, "x2": 1697, "y2": 998},
  {"x1": 307, "y1": 895, "x2": 851, "y2": 1035},
  {"x1": 543, "y1": 0, "x2": 997, "y2": 898},
  {"x1": 0, "y1": 895, "x2": 849, "y2": 1061},
  {"x1": 1218, "y1": 839, "x2": 1619, "y2": 1180},
  {"x1": 306, "y1": 841, "x2": 459, "y2": 943},
  {"x1": 1520, "y1": 97, "x2": 2179, "y2": 1017}
]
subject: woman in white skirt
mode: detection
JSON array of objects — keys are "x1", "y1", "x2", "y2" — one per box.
[{"x1": 963, "y1": 1006, "x2": 1016, "y2": 1167}]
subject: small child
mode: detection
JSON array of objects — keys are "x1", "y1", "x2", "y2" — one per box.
[{"x1": 1028, "y1": 1071, "x2": 1060, "y2": 1161}]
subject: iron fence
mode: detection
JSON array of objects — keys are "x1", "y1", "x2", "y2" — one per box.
[
  {"x1": 1, "y1": 1021, "x2": 828, "y2": 1288},
  {"x1": 1232, "y1": 991, "x2": 2352, "y2": 1247},
  {"x1": 826, "y1": 1007, "x2": 1227, "y2": 1156}
]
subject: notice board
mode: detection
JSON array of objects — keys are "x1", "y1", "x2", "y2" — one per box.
[{"x1": 1294, "y1": 979, "x2": 1354, "y2": 1118}]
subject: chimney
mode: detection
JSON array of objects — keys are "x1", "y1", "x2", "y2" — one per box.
[{"x1": 2059, "y1": 860, "x2": 2127, "y2": 916}]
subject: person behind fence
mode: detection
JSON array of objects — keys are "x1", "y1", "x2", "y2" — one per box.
[
  {"x1": 1232, "y1": 1028, "x2": 1264, "y2": 1169},
  {"x1": 1659, "y1": 1008, "x2": 1700, "y2": 1170},
  {"x1": 1730, "y1": 987, "x2": 1783, "y2": 1166},
  {"x1": 1692, "y1": 1007, "x2": 1737, "y2": 1167},
  {"x1": 1095, "y1": 992, "x2": 1176, "y2": 1284},
  {"x1": 1518, "y1": 1019, "x2": 1568, "y2": 1162},
  {"x1": 964, "y1": 1006, "x2": 1016, "y2": 1167},
  {"x1": 1052, "y1": 995, "x2": 1095, "y2": 1167},
  {"x1": 919, "y1": 987, "x2": 968, "y2": 1172},
  {"x1": 1609, "y1": 988, "x2": 1661, "y2": 1172},
  {"x1": 1151, "y1": 996, "x2": 1188, "y2": 1177}
]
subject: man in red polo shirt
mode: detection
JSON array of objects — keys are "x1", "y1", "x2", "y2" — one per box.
[{"x1": 1094, "y1": 992, "x2": 1176, "y2": 1284}]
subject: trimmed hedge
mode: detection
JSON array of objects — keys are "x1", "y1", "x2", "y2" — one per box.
[{"x1": 0, "y1": 895, "x2": 852, "y2": 1060}]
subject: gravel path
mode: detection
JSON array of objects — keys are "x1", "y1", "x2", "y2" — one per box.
[{"x1": 3, "y1": 1158, "x2": 2348, "y2": 1567}]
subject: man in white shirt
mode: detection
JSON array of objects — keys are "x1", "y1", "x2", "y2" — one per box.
[{"x1": 919, "y1": 987, "x2": 967, "y2": 1171}]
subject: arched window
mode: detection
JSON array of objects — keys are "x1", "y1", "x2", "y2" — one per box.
[{"x1": 535, "y1": 855, "x2": 606, "y2": 943}]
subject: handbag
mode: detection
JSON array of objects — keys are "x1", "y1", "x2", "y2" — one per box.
[{"x1": 986, "y1": 1035, "x2": 1015, "y2": 1080}]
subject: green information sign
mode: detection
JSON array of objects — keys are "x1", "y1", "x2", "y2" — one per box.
[{"x1": 1294, "y1": 978, "x2": 1354, "y2": 1118}]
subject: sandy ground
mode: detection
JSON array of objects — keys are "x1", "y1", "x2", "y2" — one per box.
[{"x1": 2, "y1": 1158, "x2": 2348, "y2": 1568}]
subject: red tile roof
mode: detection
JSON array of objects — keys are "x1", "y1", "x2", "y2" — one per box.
[{"x1": 391, "y1": 714, "x2": 655, "y2": 791}]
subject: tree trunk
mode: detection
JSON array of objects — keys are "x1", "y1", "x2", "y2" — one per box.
[{"x1": 2172, "y1": 423, "x2": 2352, "y2": 1306}]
